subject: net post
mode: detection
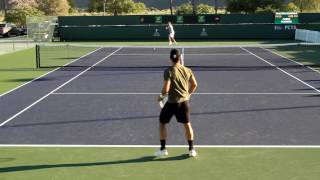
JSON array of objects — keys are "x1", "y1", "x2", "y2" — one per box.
[
  {"x1": 67, "y1": 44, "x2": 69, "y2": 59},
  {"x1": 36, "y1": 44, "x2": 40, "y2": 68},
  {"x1": 181, "y1": 47, "x2": 185, "y2": 66},
  {"x1": 35, "y1": 44, "x2": 38, "y2": 68}
]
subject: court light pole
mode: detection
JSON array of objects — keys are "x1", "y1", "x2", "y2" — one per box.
[
  {"x1": 169, "y1": 0, "x2": 173, "y2": 16},
  {"x1": 214, "y1": 0, "x2": 218, "y2": 14},
  {"x1": 191, "y1": 0, "x2": 196, "y2": 15},
  {"x1": 2, "y1": 0, "x2": 7, "y2": 17},
  {"x1": 103, "y1": 0, "x2": 106, "y2": 16}
]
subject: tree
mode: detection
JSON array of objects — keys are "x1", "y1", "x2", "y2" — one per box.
[
  {"x1": 88, "y1": 0, "x2": 146, "y2": 15},
  {"x1": 8, "y1": 0, "x2": 37, "y2": 8},
  {"x1": 226, "y1": 0, "x2": 284, "y2": 13},
  {"x1": 107, "y1": 0, "x2": 138, "y2": 15},
  {"x1": 197, "y1": 4, "x2": 214, "y2": 14},
  {"x1": 282, "y1": 2, "x2": 300, "y2": 12},
  {"x1": 177, "y1": 2, "x2": 215, "y2": 15},
  {"x1": 67, "y1": 0, "x2": 75, "y2": 8},
  {"x1": 132, "y1": 2, "x2": 146, "y2": 14},
  {"x1": 5, "y1": 6, "x2": 44, "y2": 26},
  {"x1": 259, "y1": 0, "x2": 283, "y2": 10},
  {"x1": 293, "y1": 0, "x2": 320, "y2": 12},
  {"x1": 36, "y1": 0, "x2": 70, "y2": 16},
  {"x1": 88, "y1": 0, "x2": 102, "y2": 12},
  {"x1": 256, "y1": 5, "x2": 277, "y2": 13},
  {"x1": 226, "y1": 0, "x2": 257, "y2": 13},
  {"x1": 67, "y1": 0, "x2": 75, "y2": 13},
  {"x1": 176, "y1": 2, "x2": 193, "y2": 15}
]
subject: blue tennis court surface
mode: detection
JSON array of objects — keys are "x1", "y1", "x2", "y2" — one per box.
[{"x1": 0, "y1": 46, "x2": 320, "y2": 145}]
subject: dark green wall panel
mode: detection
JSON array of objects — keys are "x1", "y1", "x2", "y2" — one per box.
[
  {"x1": 299, "y1": 13, "x2": 320, "y2": 24},
  {"x1": 59, "y1": 24, "x2": 294, "y2": 41},
  {"x1": 57, "y1": 13, "x2": 320, "y2": 41},
  {"x1": 219, "y1": 13, "x2": 274, "y2": 24}
]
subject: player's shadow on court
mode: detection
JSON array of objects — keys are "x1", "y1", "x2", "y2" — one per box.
[
  {"x1": 0, "y1": 154, "x2": 189, "y2": 173},
  {"x1": 4, "y1": 77, "x2": 55, "y2": 82}
]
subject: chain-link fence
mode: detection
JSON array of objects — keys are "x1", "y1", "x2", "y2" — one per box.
[
  {"x1": 26, "y1": 16, "x2": 58, "y2": 42},
  {"x1": 0, "y1": 16, "x2": 58, "y2": 55}
]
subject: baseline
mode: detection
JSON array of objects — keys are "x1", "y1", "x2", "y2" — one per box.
[
  {"x1": 0, "y1": 144, "x2": 320, "y2": 148},
  {"x1": 113, "y1": 53, "x2": 250, "y2": 56},
  {"x1": 52, "y1": 92, "x2": 320, "y2": 95}
]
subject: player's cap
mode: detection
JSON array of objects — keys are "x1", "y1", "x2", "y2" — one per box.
[{"x1": 170, "y1": 49, "x2": 180, "y2": 63}]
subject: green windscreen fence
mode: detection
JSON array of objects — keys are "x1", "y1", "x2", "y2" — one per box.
[
  {"x1": 57, "y1": 13, "x2": 320, "y2": 41},
  {"x1": 59, "y1": 24, "x2": 295, "y2": 41},
  {"x1": 219, "y1": 13, "x2": 273, "y2": 24},
  {"x1": 299, "y1": 13, "x2": 320, "y2": 24}
]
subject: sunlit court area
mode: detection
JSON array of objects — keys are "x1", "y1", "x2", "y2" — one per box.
[{"x1": 1, "y1": 0, "x2": 320, "y2": 179}]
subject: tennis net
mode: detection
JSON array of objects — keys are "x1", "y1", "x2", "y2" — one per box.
[
  {"x1": 35, "y1": 43, "x2": 320, "y2": 70},
  {"x1": 0, "y1": 38, "x2": 36, "y2": 55}
]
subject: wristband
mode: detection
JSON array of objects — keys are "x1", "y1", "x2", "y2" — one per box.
[{"x1": 159, "y1": 94, "x2": 167, "y2": 99}]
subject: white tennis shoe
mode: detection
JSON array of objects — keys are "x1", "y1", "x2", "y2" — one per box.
[
  {"x1": 189, "y1": 149, "x2": 197, "y2": 157},
  {"x1": 154, "y1": 149, "x2": 168, "y2": 157}
]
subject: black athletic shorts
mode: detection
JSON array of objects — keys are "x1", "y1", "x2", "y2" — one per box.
[{"x1": 159, "y1": 101, "x2": 190, "y2": 124}]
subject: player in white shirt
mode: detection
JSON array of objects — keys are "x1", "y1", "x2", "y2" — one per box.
[{"x1": 166, "y1": 21, "x2": 177, "y2": 46}]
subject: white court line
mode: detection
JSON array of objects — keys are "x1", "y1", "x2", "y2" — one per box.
[
  {"x1": 241, "y1": 47, "x2": 320, "y2": 93},
  {"x1": 263, "y1": 48, "x2": 320, "y2": 74},
  {"x1": 186, "y1": 53, "x2": 250, "y2": 56},
  {"x1": 112, "y1": 53, "x2": 250, "y2": 56},
  {"x1": 0, "y1": 47, "x2": 103, "y2": 98},
  {"x1": 52, "y1": 92, "x2": 319, "y2": 95},
  {"x1": 0, "y1": 144, "x2": 320, "y2": 148},
  {"x1": 0, "y1": 48, "x2": 122, "y2": 127}
]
